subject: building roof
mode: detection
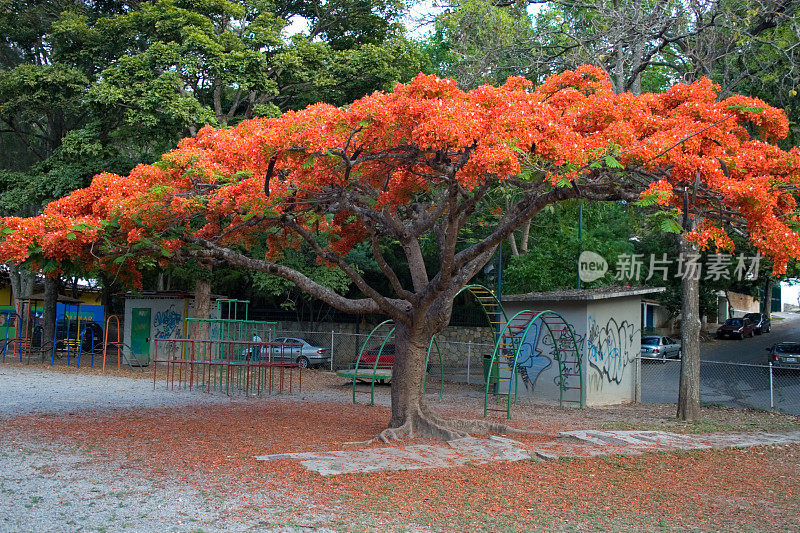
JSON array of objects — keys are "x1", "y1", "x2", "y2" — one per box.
[
  {"x1": 120, "y1": 291, "x2": 228, "y2": 300},
  {"x1": 501, "y1": 286, "x2": 666, "y2": 303},
  {"x1": 22, "y1": 293, "x2": 83, "y2": 304}
]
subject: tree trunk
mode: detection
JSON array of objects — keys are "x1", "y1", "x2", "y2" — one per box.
[
  {"x1": 9, "y1": 263, "x2": 34, "y2": 306},
  {"x1": 677, "y1": 235, "x2": 702, "y2": 421},
  {"x1": 191, "y1": 274, "x2": 211, "y2": 341},
  {"x1": 763, "y1": 277, "x2": 774, "y2": 316},
  {"x1": 42, "y1": 277, "x2": 58, "y2": 359},
  {"x1": 377, "y1": 320, "x2": 528, "y2": 442},
  {"x1": 388, "y1": 321, "x2": 429, "y2": 428}
]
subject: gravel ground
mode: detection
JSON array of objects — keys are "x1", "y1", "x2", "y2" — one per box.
[
  {"x1": 0, "y1": 366, "x2": 351, "y2": 532},
  {"x1": 0, "y1": 366, "x2": 233, "y2": 418},
  {"x1": 2, "y1": 364, "x2": 800, "y2": 532}
]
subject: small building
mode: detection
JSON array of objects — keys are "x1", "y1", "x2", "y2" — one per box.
[
  {"x1": 501, "y1": 286, "x2": 665, "y2": 406},
  {"x1": 641, "y1": 298, "x2": 671, "y2": 334},
  {"x1": 123, "y1": 292, "x2": 220, "y2": 365}
]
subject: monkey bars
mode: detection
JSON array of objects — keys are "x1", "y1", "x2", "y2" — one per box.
[{"x1": 152, "y1": 338, "x2": 301, "y2": 396}]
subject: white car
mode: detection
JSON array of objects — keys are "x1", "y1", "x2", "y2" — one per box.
[
  {"x1": 641, "y1": 336, "x2": 681, "y2": 361},
  {"x1": 269, "y1": 337, "x2": 330, "y2": 368}
]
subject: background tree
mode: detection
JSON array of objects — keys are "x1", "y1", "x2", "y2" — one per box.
[{"x1": 0, "y1": 0, "x2": 424, "y2": 321}]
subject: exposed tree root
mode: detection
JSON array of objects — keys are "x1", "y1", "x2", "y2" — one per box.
[{"x1": 375, "y1": 402, "x2": 543, "y2": 442}]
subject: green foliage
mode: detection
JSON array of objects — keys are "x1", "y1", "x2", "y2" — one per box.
[
  {"x1": 252, "y1": 247, "x2": 352, "y2": 311},
  {"x1": 420, "y1": 0, "x2": 537, "y2": 88},
  {"x1": 503, "y1": 202, "x2": 636, "y2": 294}
]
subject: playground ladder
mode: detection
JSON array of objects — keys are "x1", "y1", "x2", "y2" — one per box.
[
  {"x1": 486, "y1": 311, "x2": 533, "y2": 411},
  {"x1": 541, "y1": 316, "x2": 583, "y2": 407}
]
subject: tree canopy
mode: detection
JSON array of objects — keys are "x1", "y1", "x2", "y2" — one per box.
[{"x1": 1, "y1": 66, "x2": 798, "y2": 438}]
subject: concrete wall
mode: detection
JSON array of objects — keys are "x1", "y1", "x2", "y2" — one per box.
[
  {"x1": 728, "y1": 291, "x2": 760, "y2": 316},
  {"x1": 584, "y1": 297, "x2": 640, "y2": 406},
  {"x1": 123, "y1": 297, "x2": 190, "y2": 349}
]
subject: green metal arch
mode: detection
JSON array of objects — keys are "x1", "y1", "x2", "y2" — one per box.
[
  {"x1": 347, "y1": 284, "x2": 536, "y2": 407},
  {"x1": 483, "y1": 309, "x2": 583, "y2": 419},
  {"x1": 350, "y1": 320, "x2": 444, "y2": 405}
]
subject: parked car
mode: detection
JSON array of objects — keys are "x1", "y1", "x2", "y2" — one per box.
[
  {"x1": 744, "y1": 312, "x2": 771, "y2": 334},
  {"x1": 767, "y1": 342, "x2": 800, "y2": 370},
  {"x1": 716, "y1": 317, "x2": 755, "y2": 339},
  {"x1": 358, "y1": 343, "x2": 395, "y2": 367},
  {"x1": 357, "y1": 343, "x2": 433, "y2": 372},
  {"x1": 641, "y1": 336, "x2": 681, "y2": 361},
  {"x1": 268, "y1": 337, "x2": 330, "y2": 368}
]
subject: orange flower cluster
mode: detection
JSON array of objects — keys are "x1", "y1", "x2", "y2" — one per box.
[{"x1": 0, "y1": 66, "x2": 798, "y2": 278}]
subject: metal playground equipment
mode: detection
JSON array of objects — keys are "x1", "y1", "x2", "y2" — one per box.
[
  {"x1": 335, "y1": 284, "x2": 584, "y2": 417},
  {"x1": 152, "y1": 338, "x2": 302, "y2": 396},
  {"x1": 101, "y1": 315, "x2": 148, "y2": 371},
  {"x1": 1, "y1": 310, "x2": 21, "y2": 363},
  {"x1": 336, "y1": 285, "x2": 504, "y2": 405},
  {"x1": 151, "y1": 298, "x2": 300, "y2": 396},
  {"x1": 483, "y1": 309, "x2": 583, "y2": 419},
  {"x1": 6, "y1": 297, "x2": 41, "y2": 363},
  {"x1": 337, "y1": 319, "x2": 444, "y2": 405}
]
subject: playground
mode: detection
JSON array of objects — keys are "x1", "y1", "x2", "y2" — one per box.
[
  {"x1": 3, "y1": 363, "x2": 800, "y2": 532},
  {"x1": 2, "y1": 292, "x2": 800, "y2": 530},
  {"x1": 0, "y1": 287, "x2": 610, "y2": 419}
]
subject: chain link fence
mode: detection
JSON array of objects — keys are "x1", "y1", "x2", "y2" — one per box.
[
  {"x1": 640, "y1": 357, "x2": 800, "y2": 416},
  {"x1": 275, "y1": 328, "x2": 494, "y2": 384},
  {"x1": 284, "y1": 329, "x2": 800, "y2": 416}
]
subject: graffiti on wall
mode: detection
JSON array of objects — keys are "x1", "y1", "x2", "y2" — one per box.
[
  {"x1": 507, "y1": 320, "x2": 551, "y2": 392},
  {"x1": 153, "y1": 305, "x2": 182, "y2": 339},
  {"x1": 543, "y1": 325, "x2": 584, "y2": 390},
  {"x1": 500, "y1": 318, "x2": 585, "y2": 394},
  {"x1": 586, "y1": 315, "x2": 637, "y2": 387}
]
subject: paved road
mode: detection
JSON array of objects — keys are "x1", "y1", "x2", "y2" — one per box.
[
  {"x1": 641, "y1": 313, "x2": 800, "y2": 414},
  {"x1": 700, "y1": 313, "x2": 800, "y2": 363}
]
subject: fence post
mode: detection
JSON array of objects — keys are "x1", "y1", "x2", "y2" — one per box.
[
  {"x1": 467, "y1": 341, "x2": 471, "y2": 384},
  {"x1": 769, "y1": 361, "x2": 774, "y2": 409},
  {"x1": 330, "y1": 329, "x2": 335, "y2": 372}
]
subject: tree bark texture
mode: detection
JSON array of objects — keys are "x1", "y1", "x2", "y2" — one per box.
[
  {"x1": 191, "y1": 276, "x2": 212, "y2": 341},
  {"x1": 763, "y1": 277, "x2": 774, "y2": 316},
  {"x1": 42, "y1": 277, "x2": 58, "y2": 359},
  {"x1": 677, "y1": 235, "x2": 702, "y2": 421},
  {"x1": 9, "y1": 264, "x2": 34, "y2": 306}
]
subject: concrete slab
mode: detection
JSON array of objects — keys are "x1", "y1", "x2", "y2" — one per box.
[
  {"x1": 255, "y1": 430, "x2": 800, "y2": 476},
  {"x1": 255, "y1": 436, "x2": 533, "y2": 475}
]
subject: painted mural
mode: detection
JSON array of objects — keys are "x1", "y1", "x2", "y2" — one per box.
[{"x1": 586, "y1": 315, "x2": 638, "y2": 386}]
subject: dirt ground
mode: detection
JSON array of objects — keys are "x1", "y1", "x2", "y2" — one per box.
[{"x1": 2, "y1": 363, "x2": 800, "y2": 532}]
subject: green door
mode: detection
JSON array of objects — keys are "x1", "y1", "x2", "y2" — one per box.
[{"x1": 131, "y1": 308, "x2": 151, "y2": 365}]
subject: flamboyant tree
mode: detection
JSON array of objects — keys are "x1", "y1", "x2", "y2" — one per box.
[{"x1": 1, "y1": 66, "x2": 798, "y2": 439}]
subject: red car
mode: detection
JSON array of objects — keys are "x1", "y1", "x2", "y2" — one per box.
[
  {"x1": 356, "y1": 343, "x2": 433, "y2": 372},
  {"x1": 357, "y1": 343, "x2": 395, "y2": 367},
  {"x1": 716, "y1": 317, "x2": 755, "y2": 339}
]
